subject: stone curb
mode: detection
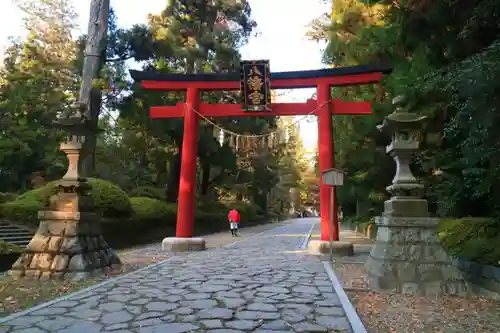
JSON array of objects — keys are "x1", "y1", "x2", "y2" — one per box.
[
  {"x1": 299, "y1": 218, "x2": 317, "y2": 249},
  {"x1": 323, "y1": 261, "x2": 368, "y2": 333},
  {"x1": 0, "y1": 221, "x2": 291, "y2": 324}
]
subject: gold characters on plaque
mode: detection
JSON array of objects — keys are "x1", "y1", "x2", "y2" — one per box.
[{"x1": 247, "y1": 66, "x2": 264, "y2": 105}]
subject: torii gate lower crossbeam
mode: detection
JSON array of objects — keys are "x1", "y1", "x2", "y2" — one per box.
[{"x1": 130, "y1": 64, "x2": 391, "y2": 243}]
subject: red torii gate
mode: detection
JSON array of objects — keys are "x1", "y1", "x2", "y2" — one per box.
[{"x1": 130, "y1": 64, "x2": 390, "y2": 242}]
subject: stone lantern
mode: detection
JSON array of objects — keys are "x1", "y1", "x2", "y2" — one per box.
[
  {"x1": 364, "y1": 96, "x2": 466, "y2": 296},
  {"x1": 9, "y1": 112, "x2": 121, "y2": 280},
  {"x1": 377, "y1": 95, "x2": 428, "y2": 217}
]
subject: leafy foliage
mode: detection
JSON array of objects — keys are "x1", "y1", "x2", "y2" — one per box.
[
  {"x1": 308, "y1": 0, "x2": 500, "y2": 220},
  {"x1": 307, "y1": 0, "x2": 500, "y2": 264},
  {"x1": 129, "y1": 196, "x2": 176, "y2": 223},
  {"x1": 128, "y1": 186, "x2": 166, "y2": 201},
  {"x1": 0, "y1": 0, "x2": 78, "y2": 191},
  {"x1": 438, "y1": 218, "x2": 500, "y2": 265},
  {"x1": 0, "y1": 0, "x2": 308, "y2": 233}
]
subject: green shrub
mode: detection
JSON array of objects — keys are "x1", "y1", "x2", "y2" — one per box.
[
  {"x1": 196, "y1": 201, "x2": 268, "y2": 234},
  {"x1": 196, "y1": 201, "x2": 266, "y2": 225},
  {"x1": 1, "y1": 200, "x2": 43, "y2": 227},
  {"x1": 197, "y1": 199, "x2": 227, "y2": 213},
  {"x1": 194, "y1": 210, "x2": 227, "y2": 234},
  {"x1": 357, "y1": 219, "x2": 374, "y2": 233},
  {"x1": 89, "y1": 178, "x2": 132, "y2": 217},
  {"x1": 0, "y1": 193, "x2": 18, "y2": 203},
  {"x1": 343, "y1": 215, "x2": 372, "y2": 226},
  {"x1": 16, "y1": 185, "x2": 53, "y2": 204},
  {"x1": 438, "y1": 217, "x2": 500, "y2": 266},
  {"x1": 129, "y1": 196, "x2": 176, "y2": 225},
  {"x1": 0, "y1": 240, "x2": 24, "y2": 254},
  {"x1": 101, "y1": 197, "x2": 176, "y2": 249},
  {"x1": 128, "y1": 186, "x2": 166, "y2": 201},
  {"x1": 14, "y1": 178, "x2": 132, "y2": 218}
]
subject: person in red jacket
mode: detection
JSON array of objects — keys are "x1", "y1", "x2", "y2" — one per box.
[{"x1": 227, "y1": 208, "x2": 240, "y2": 236}]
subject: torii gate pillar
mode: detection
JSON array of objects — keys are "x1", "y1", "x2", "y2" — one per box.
[
  {"x1": 317, "y1": 83, "x2": 337, "y2": 241},
  {"x1": 176, "y1": 87, "x2": 200, "y2": 238}
]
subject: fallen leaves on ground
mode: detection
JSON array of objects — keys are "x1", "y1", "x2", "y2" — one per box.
[
  {"x1": 0, "y1": 251, "x2": 179, "y2": 315},
  {"x1": 333, "y1": 261, "x2": 500, "y2": 333},
  {"x1": 0, "y1": 277, "x2": 100, "y2": 316}
]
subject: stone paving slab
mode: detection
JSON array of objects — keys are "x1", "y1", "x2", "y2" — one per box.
[{"x1": 0, "y1": 218, "x2": 354, "y2": 333}]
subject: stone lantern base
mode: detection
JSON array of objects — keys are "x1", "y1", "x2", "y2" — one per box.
[
  {"x1": 9, "y1": 210, "x2": 121, "y2": 280},
  {"x1": 365, "y1": 214, "x2": 467, "y2": 296}
]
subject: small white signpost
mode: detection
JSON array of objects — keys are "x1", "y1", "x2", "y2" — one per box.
[
  {"x1": 322, "y1": 168, "x2": 344, "y2": 186},
  {"x1": 321, "y1": 168, "x2": 345, "y2": 262}
]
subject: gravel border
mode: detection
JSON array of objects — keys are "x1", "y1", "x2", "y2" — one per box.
[
  {"x1": 324, "y1": 261, "x2": 368, "y2": 333},
  {"x1": 331, "y1": 256, "x2": 500, "y2": 332}
]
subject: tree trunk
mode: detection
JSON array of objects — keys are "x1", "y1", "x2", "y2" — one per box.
[
  {"x1": 254, "y1": 192, "x2": 267, "y2": 213},
  {"x1": 153, "y1": 155, "x2": 168, "y2": 186},
  {"x1": 166, "y1": 149, "x2": 182, "y2": 202},
  {"x1": 78, "y1": 0, "x2": 109, "y2": 114},
  {"x1": 200, "y1": 161, "x2": 211, "y2": 196},
  {"x1": 82, "y1": 88, "x2": 101, "y2": 175},
  {"x1": 78, "y1": 0, "x2": 109, "y2": 176}
]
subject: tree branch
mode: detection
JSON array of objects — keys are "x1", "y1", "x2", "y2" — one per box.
[{"x1": 106, "y1": 55, "x2": 133, "y2": 62}]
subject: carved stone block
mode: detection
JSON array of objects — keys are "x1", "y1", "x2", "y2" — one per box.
[{"x1": 365, "y1": 216, "x2": 466, "y2": 296}]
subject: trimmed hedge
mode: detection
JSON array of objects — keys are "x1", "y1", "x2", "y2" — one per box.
[
  {"x1": 102, "y1": 196, "x2": 175, "y2": 248},
  {"x1": 1, "y1": 178, "x2": 132, "y2": 226},
  {"x1": 129, "y1": 196, "x2": 176, "y2": 225},
  {"x1": 86, "y1": 178, "x2": 132, "y2": 217},
  {"x1": 438, "y1": 217, "x2": 500, "y2": 266},
  {"x1": 128, "y1": 186, "x2": 166, "y2": 201},
  {"x1": 194, "y1": 201, "x2": 266, "y2": 234},
  {"x1": 105, "y1": 197, "x2": 267, "y2": 248},
  {"x1": 1, "y1": 200, "x2": 42, "y2": 227},
  {"x1": 197, "y1": 199, "x2": 228, "y2": 213},
  {"x1": 1, "y1": 180, "x2": 271, "y2": 249},
  {"x1": 0, "y1": 193, "x2": 17, "y2": 204}
]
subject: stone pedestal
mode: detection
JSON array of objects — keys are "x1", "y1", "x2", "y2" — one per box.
[
  {"x1": 9, "y1": 210, "x2": 121, "y2": 280},
  {"x1": 308, "y1": 240, "x2": 354, "y2": 257},
  {"x1": 162, "y1": 237, "x2": 206, "y2": 252},
  {"x1": 365, "y1": 214, "x2": 466, "y2": 295}
]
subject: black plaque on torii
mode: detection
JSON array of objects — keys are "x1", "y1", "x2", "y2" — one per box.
[{"x1": 240, "y1": 60, "x2": 272, "y2": 112}]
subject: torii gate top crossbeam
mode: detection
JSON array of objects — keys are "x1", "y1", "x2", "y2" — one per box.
[{"x1": 129, "y1": 63, "x2": 392, "y2": 91}]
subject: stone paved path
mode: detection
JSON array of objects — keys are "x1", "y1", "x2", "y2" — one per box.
[{"x1": 0, "y1": 218, "x2": 354, "y2": 333}]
